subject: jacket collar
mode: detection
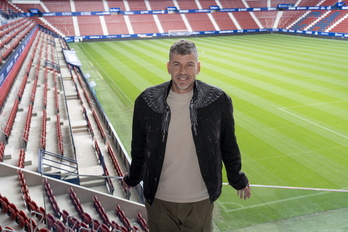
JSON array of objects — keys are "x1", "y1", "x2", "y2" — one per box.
[{"x1": 142, "y1": 80, "x2": 223, "y2": 113}]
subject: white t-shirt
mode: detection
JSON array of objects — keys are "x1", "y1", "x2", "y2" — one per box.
[{"x1": 155, "y1": 89, "x2": 209, "y2": 203}]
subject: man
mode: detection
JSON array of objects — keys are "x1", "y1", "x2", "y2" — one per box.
[{"x1": 123, "y1": 39, "x2": 250, "y2": 231}]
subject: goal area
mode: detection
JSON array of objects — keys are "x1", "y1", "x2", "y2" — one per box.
[{"x1": 168, "y1": 30, "x2": 191, "y2": 37}]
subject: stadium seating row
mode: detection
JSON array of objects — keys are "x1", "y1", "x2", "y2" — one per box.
[
  {"x1": 56, "y1": 114, "x2": 64, "y2": 155},
  {"x1": 67, "y1": 187, "x2": 105, "y2": 231},
  {"x1": 0, "y1": 142, "x2": 4, "y2": 162},
  {"x1": 107, "y1": 143, "x2": 123, "y2": 178},
  {"x1": 17, "y1": 73, "x2": 29, "y2": 100},
  {"x1": 83, "y1": 86, "x2": 93, "y2": 107},
  {"x1": 137, "y1": 212, "x2": 149, "y2": 232},
  {"x1": 41, "y1": 109, "x2": 47, "y2": 150},
  {"x1": 92, "y1": 195, "x2": 111, "y2": 226},
  {"x1": 17, "y1": 170, "x2": 46, "y2": 227},
  {"x1": 43, "y1": 73, "x2": 48, "y2": 108},
  {"x1": 54, "y1": 82, "x2": 59, "y2": 113},
  {"x1": 3, "y1": 98, "x2": 20, "y2": 142},
  {"x1": 34, "y1": 49, "x2": 42, "y2": 77},
  {"x1": 22, "y1": 103, "x2": 33, "y2": 148},
  {"x1": 115, "y1": 204, "x2": 132, "y2": 231},
  {"x1": 82, "y1": 105, "x2": 95, "y2": 138},
  {"x1": 106, "y1": 143, "x2": 130, "y2": 197},
  {"x1": 93, "y1": 109, "x2": 107, "y2": 142},
  {"x1": 17, "y1": 37, "x2": 41, "y2": 147},
  {"x1": 50, "y1": 42, "x2": 65, "y2": 155},
  {"x1": 17, "y1": 170, "x2": 32, "y2": 208},
  {"x1": 68, "y1": 187, "x2": 84, "y2": 220},
  {"x1": 43, "y1": 178, "x2": 61, "y2": 218},
  {"x1": 94, "y1": 140, "x2": 115, "y2": 194},
  {"x1": 17, "y1": 149, "x2": 26, "y2": 168},
  {"x1": 41, "y1": 66, "x2": 49, "y2": 149}
]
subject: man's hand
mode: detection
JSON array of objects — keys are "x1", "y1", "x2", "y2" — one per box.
[
  {"x1": 122, "y1": 177, "x2": 131, "y2": 191},
  {"x1": 237, "y1": 184, "x2": 251, "y2": 200}
]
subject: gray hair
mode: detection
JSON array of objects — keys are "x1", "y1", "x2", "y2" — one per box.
[{"x1": 169, "y1": 39, "x2": 198, "y2": 60}]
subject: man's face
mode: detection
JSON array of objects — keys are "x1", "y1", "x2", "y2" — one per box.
[{"x1": 167, "y1": 53, "x2": 200, "y2": 94}]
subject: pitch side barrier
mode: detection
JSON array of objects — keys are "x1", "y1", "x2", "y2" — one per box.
[
  {"x1": 19, "y1": 5, "x2": 348, "y2": 18},
  {"x1": 274, "y1": 28, "x2": 348, "y2": 38},
  {"x1": 64, "y1": 28, "x2": 348, "y2": 43}
]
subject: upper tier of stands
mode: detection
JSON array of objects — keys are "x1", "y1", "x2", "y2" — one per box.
[{"x1": 6, "y1": 0, "x2": 348, "y2": 37}]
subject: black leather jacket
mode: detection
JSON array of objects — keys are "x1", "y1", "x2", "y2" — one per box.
[{"x1": 124, "y1": 80, "x2": 248, "y2": 205}]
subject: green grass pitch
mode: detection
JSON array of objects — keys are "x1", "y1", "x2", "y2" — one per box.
[{"x1": 69, "y1": 34, "x2": 348, "y2": 231}]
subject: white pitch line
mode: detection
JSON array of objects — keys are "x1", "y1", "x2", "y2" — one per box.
[
  {"x1": 218, "y1": 188, "x2": 327, "y2": 213},
  {"x1": 283, "y1": 100, "x2": 348, "y2": 108},
  {"x1": 223, "y1": 183, "x2": 348, "y2": 193},
  {"x1": 220, "y1": 183, "x2": 348, "y2": 213},
  {"x1": 96, "y1": 70, "x2": 104, "y2": 80},
  {"x1": 279, "y1": 108, "x2": 348, "y2": 140}
]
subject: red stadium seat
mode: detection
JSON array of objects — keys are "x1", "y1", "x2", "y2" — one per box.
[
  {"x1": 0, "y1": 142, "x2": 5, "y2": 162},
  {"x1": 16, "y1": 210, "x2": 28, "y2": 228},
  {"x1": 100, "y1": 223, "x2": 111, "y2": 232},
  {"x1": 54, "y1": 220, "x2": 66, "y2": 232},
  {"x1": 3, "y1": 226, "x2": 16, "y2": 232},
  {"x1": 137, "y1": 212, "x2": 149, "y2": 232},
  {"x1": 62, "y1": 209, "x2": 69, "y2": 224},
  {"x1": 46, "y1": 213, "x2": 56, "y2": 230},
  {"x1": 0, "y1": 196, "x2": 9, "y2": 213},
  {"x1": 38, "y1": 229, "x2": 49, "y2": 232},
  {"x1": 82, "y1": 212, "x2": 92, "y2": 224},
  {"x1": 67, "y1": 216, "x2": 81, "y2": 230},
  {"x1": 7, "y1": 203, "x2": 18, "y2": 220},
  {"x1": 25, "y1": 218, "x2": 37, "y2": 232}
]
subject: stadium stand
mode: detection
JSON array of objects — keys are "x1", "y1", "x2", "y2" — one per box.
[
  {"x1": 0, "y1": 142, "x2": 4, "y2": 162},
  {"x1": 3, "y1": 0, "x2": 346, "y2": 39},
  {"x1": 74, "y1": 0, "x2": 105, "y2": 11},
  {"x1": 21, "y1": 103, "x2": 33, "y2": 148},
  {"x1": 254, "y1": 11, "x2": 279, "y2": 28},
  {"x1": 157, "y1": 13, "x2": 188, "y2": 32},
  {"x1": 43, "y1": 0, "x2": 71, "y2": 12},
  {"x1": 127, "y1": 0, "x2": 147, "y2": 11},
  {"x1": 104, "y1": 14, "x2": 129, "y2": 35},
  {"x1": 77, "y1": 16, "x2": 104, "y2": 36},
  {"x1": 44, "y1": 16, "x2": 75, "y2": 36},
  {"x1": 291, "y1": 10, "x2": 323, "y2": 30},
  {"x1": 185, "y1": 13, "x2": 217, "y2": 31},
  {"x1": 308, "y1": 10, "x2": 344, "y2": 31},
  {"x1": 330, "y1": 13, "x2": 348, "y2": 32},
  {"x1": 128, "y1": 14, "x2": 159, "y2": 34},
  {"x1": 105, "y1": 0, "x2": 124, "y2": 10},
  {"x1": 223, "y1": 0, "x2": 247, "y2": 8},
  {"x1": 0, "y1": 0, "x2": 347, "y2": 231}
]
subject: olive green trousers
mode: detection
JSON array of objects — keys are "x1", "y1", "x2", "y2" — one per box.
[{"x1": 145, "y1": 198, "x2": 214, "y2": 232}]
